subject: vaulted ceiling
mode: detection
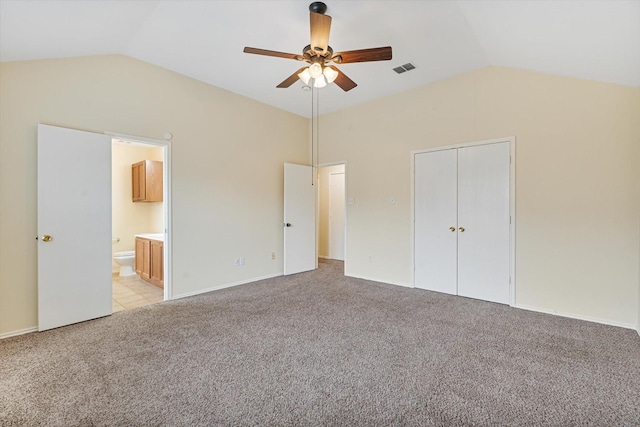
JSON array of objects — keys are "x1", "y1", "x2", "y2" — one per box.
[{"x1": 1, "y1": 0, "x2": 638, "y2": 117}]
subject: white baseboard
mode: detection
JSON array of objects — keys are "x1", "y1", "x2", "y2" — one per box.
[
  {"x1": 0, "y1": 326, "x2": 38, "y2": 340},
  {"x1": 4, "y1": 280, "x2": 636, "y2": 339},
  {"x1": 344, "y1": 275, "x2": 638, "y2": 332},
  {"x1": 514, "y1": 303, "x2": 636, "y2": 330},
  {"x1": 171, "y1": 272, "x2": 284, "y2": 300},
  {"x1": 0, "y1": 273, "x2": 284, "y2": 338},
  {"x1": 318, "y1": 255, "x2": 330, "y2": 260},
  {"x1": 345, "y1": 273, "x2": 413, "y2": 288}
]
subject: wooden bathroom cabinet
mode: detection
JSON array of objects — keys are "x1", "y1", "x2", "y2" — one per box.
[
  {"x1": 135, "y1": 237, "x2": 164, "y2": 288},
  {"x1": 132, "y1": 160, "x2": 163, "y2": 202}
]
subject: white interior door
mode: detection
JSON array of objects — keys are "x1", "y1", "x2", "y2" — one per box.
[
  {"x1": 414, "y1": 149, "x2": 458, "y2": 294},
  {"x1": 284, "y1": 163, "x2": 316, "y2": 275},
  {"x1": 38, "y1": 124, "x2": 112, "y2": 331},
  {"x1": 329, "y1": 172, "x2": 345, "y2": 261},
  {"x1": 457, "y1": 142, "x2": 510, "y2": 304}
]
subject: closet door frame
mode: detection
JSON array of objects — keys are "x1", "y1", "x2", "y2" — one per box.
[{"x1": 410, "y1": 136, "x2": 516, "y2": 306}]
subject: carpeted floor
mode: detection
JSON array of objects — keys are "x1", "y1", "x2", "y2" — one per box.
[{"x1": 1, "y1": 259, "x2": 639, "y2": 426}]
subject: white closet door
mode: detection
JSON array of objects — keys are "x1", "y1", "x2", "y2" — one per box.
[
  {"x1": 414, "y1": 149, "x2": 458, "y2": 294},
  {"x1": 457, "y1": 142, "x2": 510, "y2": 304}
]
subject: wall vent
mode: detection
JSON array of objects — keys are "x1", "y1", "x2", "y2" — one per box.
[{"x1": 393, "y1": 63, "x2": 417, "y2": 74}]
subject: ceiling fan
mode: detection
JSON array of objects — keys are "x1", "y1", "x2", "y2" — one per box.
[{"x1": 243, "y1": 2, "x2": 392, "y2": 92}]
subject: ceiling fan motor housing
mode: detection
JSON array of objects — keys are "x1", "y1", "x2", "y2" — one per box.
[{"x1": 302, "y1": 44, "x2": 334, "y2": 64}]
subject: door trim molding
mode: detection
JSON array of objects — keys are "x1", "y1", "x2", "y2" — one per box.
[
  {"x1": 106, "y1": 131, "x2": 173, "y2": 302},
  {"x1": 410, "y1": 136, "x2": 516, "y2": 306}
]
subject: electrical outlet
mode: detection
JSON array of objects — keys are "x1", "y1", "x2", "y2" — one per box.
[
  {"x1": 271, "y1": 252, "x2": 276, "y2": 260},
  {"x1": 368, "y1": 256, "x2": 373, "y2": 262}
]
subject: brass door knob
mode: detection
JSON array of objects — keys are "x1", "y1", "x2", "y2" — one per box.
[
  {"x1": 42, "y1": 235, "x2": 52, "y2": 242},
  {"x1": 449, "y1": 227, "x2": 456, "y2": 232},
  {"x1": 458, "y1": 227, "x2": 465, "y2": 232}
]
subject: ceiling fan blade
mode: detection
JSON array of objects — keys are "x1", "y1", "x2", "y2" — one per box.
[
  {"x1": 277, "y1": 67, "x2": 308, "y2": 88},
  {"x1": 332, "y1": 46, "x2": 392, "y2": 64},
  {"x1": 243, "y1": 47, "x2": 303, "y2": 61},
  {"x1": 328, "y1": 66, "x2": 357, "y2": 92},
  {"x1": 310, "y1": 12, "x2": 332, "y2": 55}
]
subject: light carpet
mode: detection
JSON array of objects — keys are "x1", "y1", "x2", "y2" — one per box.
[{"x1": 1, "y1": 259, "x2": 639, "y2": 426}]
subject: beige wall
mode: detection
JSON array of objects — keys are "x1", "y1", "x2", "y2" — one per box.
[
  {"x1": 317, "y1": 164, "x2": 345, "y2": 259},
  {"x1": 111, "y1": 143, "x2": 164, "y2": 271},
  {"x1": 318, "y1": 67, "x2": 640, "y2": 328},
  {"x1": 1, "y1": 56, "x2": 638, "y2": 336},
  {"x1": 0, "y1": 55, "x2": 308, "y2": 336}
]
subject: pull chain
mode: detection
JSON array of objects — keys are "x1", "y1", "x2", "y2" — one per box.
[{"x1": 310, "y1": 80, "x2": 321, "y2": 185}]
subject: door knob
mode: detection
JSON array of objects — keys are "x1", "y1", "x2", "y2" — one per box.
[
  {"x1": 449, "y1": 227, "x2": 456, "y2": 232},
  {"x1": 42, "y1": 235, "x2": 53, "y2": 242},
  {"x1": 285, "y1": 223, "x2": 292, "y2": 227},
  {"x1": 458, "y1": 227, "x2": 465, "y2": 232}
]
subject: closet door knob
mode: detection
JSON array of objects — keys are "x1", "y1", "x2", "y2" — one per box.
[
  {"x1": 459, "y1": 227, "x2": 465, "y2": 232},
  {"x1": 449, "y1": 227, "x2": 455, "y2": 232}
]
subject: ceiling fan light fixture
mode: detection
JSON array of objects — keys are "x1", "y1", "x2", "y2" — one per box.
[
  {"x1": 243, "y1": 2, "x2": 392, "y2": 92},
  {"x1": 323, "y1": 66, "x2": 338, "y2": 84},
  {"x1": 298, "y1": 68, "x2": 312, "y2": 84}
]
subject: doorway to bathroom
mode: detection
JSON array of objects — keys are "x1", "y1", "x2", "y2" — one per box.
[
  {"x1": 37, "y1": 125, "x2": 172, "y2": 331},
  {"x1": 110, "y1": 134, "x2": 171, "y2": 313}
]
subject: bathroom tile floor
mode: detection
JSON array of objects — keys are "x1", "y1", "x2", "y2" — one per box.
[{"x1": 112, "y1": 274, "x2": 163, "y2": 312}]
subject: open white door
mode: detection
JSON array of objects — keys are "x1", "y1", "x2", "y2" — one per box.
[
  {"x1": 38, "y1": 124, "x2": 112, "y2": 331},
  {"x1": 284, "y1": 163, "x2": 316, "y2": 275}
]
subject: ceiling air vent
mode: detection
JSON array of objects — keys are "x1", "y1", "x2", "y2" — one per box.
[{"x1": 393, "y1": 63, "x2": 416, "y2": 74}]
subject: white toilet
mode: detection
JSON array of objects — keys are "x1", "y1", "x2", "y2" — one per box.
[{"x1": 113, "y1": 251, "x2": 136, "y2": 277}]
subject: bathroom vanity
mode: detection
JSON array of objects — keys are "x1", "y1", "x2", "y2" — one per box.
[{"x1": 135, "y1": 234, "x2": 164, "y2": 288}]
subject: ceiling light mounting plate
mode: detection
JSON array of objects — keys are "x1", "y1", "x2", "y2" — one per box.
[{"x1": 309, "y1": 2, "x2": 327, "y2": 15}]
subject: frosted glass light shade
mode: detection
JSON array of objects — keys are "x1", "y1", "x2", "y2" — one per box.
[
  {"x1": 298, "y1": 68, "x2": 311, "y2": 84},
  {"x1": 313, "y1": 76, "x2": 327, "y2": 88},
  {"x1": 323, "y1": 66, "x2": 338, "y2": 84},
  {"x1": 308, "y1": 62, "x2": 323, "y2": 79}
]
